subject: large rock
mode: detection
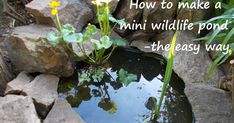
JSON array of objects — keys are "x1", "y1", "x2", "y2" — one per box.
[
  {"x1": 5, "y1": 71, "x2": 33, "y2": 95},
  {"x1": 0, "y1": 95, "x2": 41, "y2": 123},
  {"x1": 131, "y1": 31, "x2": 174, "y2": 54},
  {"x1": 162, "y1": 31, "x2": 222, "y2": 85},
  {"x1": 177, "y1": 0, "x2": 213, "y2": 34},
  {"x1": 127, "y1": 30, "x2": 154, "y2": 43},
  {"x1": 21, "y1": 74, "x2": 59, "y2": 118},
  {"x1": 26, "y1": 0, "x2": 93, "y2": 31},
  {"x1": 0, "y1": 38, "x2": 13, "y2": 96},
  {"x1": 6, "y1": 25, "x2": 74, "y2": 77},
  {"x1": 131, "y1": 31, "x2": 222, "y2": 85},
  {"x1": 44, "y1": 98, "x2": 85, "y2": 123},
  {"x1": 142, "y1": 0, "x2": 178, "y2": 33},
  {"x1": 113, "y1": 0, "x2": 143, "y2": 36},
  {"x1": 185, "y1": 83, "x2": 234, "y2": 123}
]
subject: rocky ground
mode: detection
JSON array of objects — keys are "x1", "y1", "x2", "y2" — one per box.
[
  {"x1": 0, "y1": 0, "x2": 234, "y2": 123},
  {"x1": 1, "y1": 72, "x2": 85, "y2": 123}
]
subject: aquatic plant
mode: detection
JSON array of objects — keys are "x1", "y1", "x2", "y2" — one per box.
[
  {"x1": 47, "y1": 0, "x2": 136, "y2": 88},
  {"x1": 47, "y1": 0, "x2": 127, "y2": 65},
  {"x1": 155, "y1": 32, "x2": 177, "y2": 117},
  {"x1": 194, "y1": 0, "x2": 234, "y2": 78}
]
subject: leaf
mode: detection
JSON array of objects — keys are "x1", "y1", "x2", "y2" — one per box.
[
  {"x1": 63, "y1": 33, "x2": 83, "y2": 43},
  {"x1": 100, "y1": 36, "x2": 112, "y2": 49},
  {"x1": 118, "y1": 69, "x2": 137, "y2": 87},
  {"x1": 207, "y1": 29, "x2": 222, "y2": 45},
  {"x1": 63, "y1": 34, "x2": 77, "y2": 43},
  {"x1": 78, "y1": 71, "x2": 91, "y2": 83},
  {"x1": 91, "y1": 36, "x2": 113, "y2": 50},
  {"x1": 47, "y1": 32, "x2": 61, "y2": 46},
  {"x1": 109, "y1": 15, "x2": 126, "y2": 27},
  {"x1": 222, "y1": 27, "x2": 234, "y2": 45},
  {"x1": 84, "y1": 24, "x2": 97, "y2": 41},
  {"x1": 156, "y1": 32, "x2": 177, "y2": 116},
  {"x1": 63, "y1": 24, "x2": 76, "y2": 32},
  {"x1": 92, "y1": 69, "x2": 105, "y2": 82},
  {"x1": 110, "y1": 37, "x2": 127, "y2": 47},
  {"x1": 76, "y1": 33, "x2": 84, "y2": 43},
  {"x1": 91, "y1": 39, "x2": 102, "y2": 50},
  {"x1": 61, "y1": 24, "x2": 76, "y2": 36},
  {"x1": 67, "y1": 83, "x2": 76, "y2": 90}
]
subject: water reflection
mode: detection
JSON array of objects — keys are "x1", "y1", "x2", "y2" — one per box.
[{"x1": 58, "y1": 48, "x2": 193, "y2": 123}]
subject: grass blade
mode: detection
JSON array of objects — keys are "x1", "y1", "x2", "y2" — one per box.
[{"x1": 155, "y1": 32, "x2": 177, "y2": 117}]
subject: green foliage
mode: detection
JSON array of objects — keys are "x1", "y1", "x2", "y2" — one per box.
[
  {"x1": 118, "y1": 69, "x2": 137, "y2": 87},
  {"x1": 195, "y1": 2, "x2": 234, "y2": 78},
  {"x1": 109, "y1": 15, "x2": 126, "y2": 27},
  {"x1": 91, "y1": 36, "x2": 113, "y2": 50},
  {"x1": 78, "y1": 71, "x2": 91, "y2": 83},
  {"x1": 47, "y1": 32, "x2": 61, "y2": 46},
  {"x1": 47, "y1": 0, "x2": 127, "y2": 65},
  {"x1": 155, "y1": 32, "x2": 177, "y2": 117},
  {"x1": 181, "y1": 0, "x2": 193, "y2": 4},
  {"x1": 111, "y1": 37, "x2": 127, "y2": 47},
  {"x1": 83, "y1": 24, "x2": 97, "y2": 41},
  {"x1": 92, "y1": 69, "x2": 105, "y2": 82}
]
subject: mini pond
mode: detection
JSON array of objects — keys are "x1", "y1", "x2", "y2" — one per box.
[{"x1": 58, "y1": 48, "x2": 194, "y2": 123}]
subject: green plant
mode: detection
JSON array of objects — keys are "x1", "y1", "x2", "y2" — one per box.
[
  {"x1": 155, "y1": 32, "x2": 177, "y2": 117},
  {"x1": 194, "y1": 1, "x2": 234, "y2": 78},
  {"x1": 47, "y1": 0, "x2": 127, "y2": 65},
  {"x1": 46, "y1": 0, "x2": 137, "y2": 87}
]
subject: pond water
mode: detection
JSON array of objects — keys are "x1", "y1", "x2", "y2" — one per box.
[{"x1": 58, "y1": 48, "x2": 194, "y2": 123}]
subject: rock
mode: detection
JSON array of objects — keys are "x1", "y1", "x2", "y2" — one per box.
[
  {"x1": 163, "y1": 31, "x2": 222, "y2": 86},
  {"x1": 162, "y1": 31, "x2": 222, "y2": 85},
  {"x1": 21, "y1": 74, "x2": 59, "y2": 118},
  {"x1": 113, "y1": 0, "x2": 143, "y2": 36},
  {"x1": 131, "y1": 40, "x2": 153, "y2": 53},
  {"x1": 131, "y1": 31, "x2": 222, "y2": 85},
  {"x1": 44, "y1": 98, "x2": 85, "y2": 123},
  {"x1": 26, "y1": 0, "x2": 93, "y2": 31},
  {"x1": 142, "y1": 0, "x2": 178, "y2": 33},
  {"x1": 177, "y1": 0, "x2": 214, "y2": 34},
  {"x1": 5, "y1": 71, "x2": 33, "y2": 95},
  {"x1": 185, "y1": 83, "x2": 234, "y2": 123},
  {"x1": 0, "y1": 38, "x2": 13, "y2": 96},
  {"x1": 150, "y1": 31, "x2": 174, "y2": 54},
  {"x1": 6, "y1": 25, "x2": 74, "y2": 77},
  {"x1": 127, "y1": 30, "x2": 154, "y2": 43},
  {"x1": 0, "y1": 95, "x2": 41, "y2": 123}
]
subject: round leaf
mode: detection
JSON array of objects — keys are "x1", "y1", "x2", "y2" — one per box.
[
  {"x1": 47, "y1": 32, "x2": 61, "y2": 46},
  {"x1": 100, "y1": 36, "x2": 112, "y2": 49}
]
